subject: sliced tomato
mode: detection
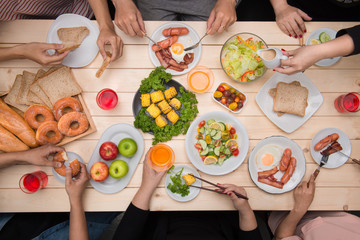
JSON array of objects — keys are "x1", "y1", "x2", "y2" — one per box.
[
  {"x1": 230, "y1": 144, "x2": 238, "y2": 152},
  {"x1": 198, "y1": 120, "x2": 206, "y2": 128},
  {"x1": 196, "y1": 134, "x2": 203, "y2": 140},
  {"x1": 230, "y1": 127, "x2": 236, "y2": 134},
  {"x1": 214, "y1": 139, "x2": 221, "y2": 147},
  {"x1": 194, "y1": 143, "x2": 202, "y2": 150},
  {"x1": 201, "y1": 155, "x2": 206, "y2": 161},
  {"x1": 232, "y1": 148, "x2": 239, "y2": 156}
]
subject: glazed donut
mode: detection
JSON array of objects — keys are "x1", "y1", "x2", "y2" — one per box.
[
  {"x1": 53, "y1": 97, "x2": 82, "y2": 121},
  {"x1": 58, "y1": 112, "x2": 89, "y2": 137},
  {"x1": 53, "y1": 151, "x2": 80, "y2": 177},
  {"x1": 24, "y1": 104, "x2": 55, "y2": 129},
  {"x1": 36, "y1": 121, "x2": 63, "y2": 145}
]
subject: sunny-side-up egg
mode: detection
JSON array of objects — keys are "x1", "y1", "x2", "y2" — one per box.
[
  {"x1": 170, "y1": 35, "x2": 193, "y2": 63},
  {"x1": 255, "y1": 144, "x2": 284, "y2": 171}
]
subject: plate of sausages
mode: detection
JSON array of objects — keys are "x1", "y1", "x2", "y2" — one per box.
[
  {"x1": 148, "y1": 22, "x2": 201, "y2": 75},
  {"x1": 248, "y1": 136, "x2": 306, "y2": 194},
  {"x1": 310, "y1": 128, "x2": 351, "y2": 168}
]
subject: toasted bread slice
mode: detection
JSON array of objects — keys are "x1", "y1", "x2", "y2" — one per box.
[
  {"x1": 4, "y1": 75, "x2": 29, "y2": 112},
  {"x1": 29, "y1": 70, "x2": 53, "y2": 108},
  {"x1": 37, "y1": 66, "x2": 82, "y2": 105},
  {"x1": 57, "y1": 26, "x2": 89, "y2": 53},
  {"x1": 16, "y1": 71, "x2": 37, "y2": 105},
  {"x1": 273, "y1": 81, "x2": 308, "y2": 117},
  {"x1": 27, "y1": 70, "x2": 46, "y2": 105},
  {"x1": 96, "y1": 51, "x2": 112, "y2": 78}
]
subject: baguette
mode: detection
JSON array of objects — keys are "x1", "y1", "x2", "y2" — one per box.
[
  {"x1": 0, "y1": 125, "x2": 29, "y2": 152},
  {"x1": 0, "y1": 98, "x2": 38, "y2": 148}
]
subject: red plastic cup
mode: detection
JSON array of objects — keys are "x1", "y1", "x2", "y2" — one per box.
[
  {"x1": 19, "y1": 171, "x2": 48, "y2": 194},
  {"x1": 96, "y1": 88, "x2": 118, "y2": 110},
  {"x1": 334, "y1": 92, "x2": 360, "y2": 113}
]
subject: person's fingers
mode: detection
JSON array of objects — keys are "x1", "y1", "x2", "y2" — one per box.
[
  {"x1": 209, "y1": 15, "x2": 222, "y2": 35},
  {"x1": 47, "y1": 51, "x2": 69, "y2": 62},
  {"x1": 274, "y1": 66, "x2": 297, "y2": 75},
  {"x1": 45, "y1": 144, "x2": 65, "y2": 155},
  {"x1": 130, "y1": 20, "x2": 143, "y2": 37},
  {"x1": 308, "y1": 174, "x2": 316, "y2": 189},
  {"x1": 284, "y1": 21, "x2": 297, "y2": 38},
  {"x1": 288, "y1": 18, "x2": 303, "y2": 37},
  {"x1": 137, "y1": 11, "x2": 146, "y2": 34},
  {"x1": 115, "y1": 19, "x2": 128, "y2": 35},
  {"x1": 125, "y1": 21, "x2": 136, "y2": 37},
  {"x1": 297, "y1": 9, "x2": 312, "y2": 21},
  {"x1": 228, "y1": 191, "x2": 238, "y2": 201},
  {"x1": 79, "y1": 163, "x2": 89, "y2": 181},
  {"x1": 280, "y1": 58, "x2": 292, "y2": 67},
  {"x1": 207, "y1": 10, "x2": 216, "y2": 32},
  {"x1": 218, "y1": 18, "x2": 228, "y2": 34},
  {"x1": 109, "y1": 37, "x2": 119, "y2": 61},
  {"x1": 65, "y1": 167, "x2": 72, "y2": 185},
  {"x1": 97, "y1": 37, "x2": 107, "y2": 60},
  {"x1": 277, "y1": 22, "x2": 290, "y2": 36},
  {"x1": 44, "y1": 43, "x2": 64, "y2": 50},
  {"x1": 294, "y1": 14, "x2": 306, "y2": 34},
  {"x1": 220, "y1": 183, "x2": 235, "y2": 189}
]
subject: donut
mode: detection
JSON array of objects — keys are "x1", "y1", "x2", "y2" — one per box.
[
  {"x1": 58, "y1": 112, "x2": 89, "y2": 137},
  {"x1": 36, "y1": 121, "x2": 63, "y2": 145},
  {"x1": 53, "y1": 97, "x2": 82, "y2": 121},
  {"x1": 53, "y1": 151, "x2": 80, "y2": 177},
  {"x1": 24, "y1": 104, "x2": 55, "y2": 129}
]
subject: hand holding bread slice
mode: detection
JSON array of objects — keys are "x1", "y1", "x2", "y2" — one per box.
[{"x1": 57, "y1": 26, "x2": 89, "y2": 53}]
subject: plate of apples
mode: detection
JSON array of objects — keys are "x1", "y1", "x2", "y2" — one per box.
[{"x1": 87, "y1": 123, "x2": 145, "y2": 194}]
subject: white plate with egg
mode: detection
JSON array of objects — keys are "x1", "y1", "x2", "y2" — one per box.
[
  {"x1": 248, "y1": 136, "x2": 306, "y2": 194},
  {"x1": 148, "y1": 22, "x2": 201, "y2": 75}
]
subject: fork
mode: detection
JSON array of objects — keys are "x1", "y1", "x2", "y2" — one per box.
[{"x1": 184, "y1": 32, "x2": 208, "y2": 51}]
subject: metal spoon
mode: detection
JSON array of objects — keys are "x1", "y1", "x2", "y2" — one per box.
[{"x1": 184, "y1": 32, "x2": 208, "y2": 51}]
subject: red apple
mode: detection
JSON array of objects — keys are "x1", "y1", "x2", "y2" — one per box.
[
  {"x1": 90, "y1": 162, "x2": 109, "y2": 182},
  {"x1": 99, "y1": 141, "x2": 119, "y2": 161}
]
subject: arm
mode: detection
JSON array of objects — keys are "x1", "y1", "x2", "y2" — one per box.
[
  {"x1": 0, "y1": 43, "x2": 69, "y2": 65},
  {"x1": 207, "y1": 0, "x2": 237, "y2": 35},
  {"x1": 0, "y1": 144, "x2": 63, "y2": 169},
  {"x1": 274, "y1": 176, "x2": 315, "y2": 240},
  {"x1": 269, "y1": 0, "x2": 311, "y2": 38},
  {"x1": 275, "y1": 34, "x2": 355, "y2": 74},
  {"x1": 66, "y1": 163, "x2": 90, "y2": 240},
  {"x1": 88, "y1": 0, "x2": 124, "y2": 61}
]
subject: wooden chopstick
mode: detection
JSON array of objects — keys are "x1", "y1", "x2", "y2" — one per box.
[
  {"x1": 189, "y1": 174, "x2": 249, "y2": 200},
  {"x1": 189, "y1": 185, "x2": 227, "y2": 195}
]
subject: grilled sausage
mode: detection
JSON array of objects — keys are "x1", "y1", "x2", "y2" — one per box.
[
  {"x1": 280, "y1": 148, "x2": 292, "y2": 172},
  {"x1": 258, "y1": 167, "x2": 279, "y2": 179},
  {"x1": 314, "y1": 133, "x2": 339, "y2": 151},
  {"x1": 162, "y1": 27, "x2": 189, "y2": 36},
  {"x1": 258, "y1": 176, "x2": 284, "y2": 189},
  {"x1": 281, "y1": 157, "x2": 297, "y2": 184},
  {"x1": 151, "y1": 36, "x2": 178, "y2": 51}
]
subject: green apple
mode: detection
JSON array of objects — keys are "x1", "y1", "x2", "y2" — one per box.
[
  {"x1": 109, "y1": 160, "x2": 129, "y2": 179},
  {"x1": 118, "y1": 138, "x2": 137, "y2": 157}
]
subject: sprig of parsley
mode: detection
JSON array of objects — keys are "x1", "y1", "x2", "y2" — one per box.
[
  {"x1": 139, "y1": 66, "x2": 172, "y2": 94},
  {"x1": 167, "y1": 168, "x2": 190, "y2": 197}
]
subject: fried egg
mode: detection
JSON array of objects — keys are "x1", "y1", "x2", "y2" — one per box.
[
  {"x1": 255, "y1": 144, "x2": 283, "y2": 171},
  {"x1": 170, "y1": 36, "x2": 193, "y2": 63}
]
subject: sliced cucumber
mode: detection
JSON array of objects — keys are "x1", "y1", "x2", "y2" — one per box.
[
  {"x1": 319, "y1": 32, "x2": 331, "y2": 43},
  {"x1": 225, "y1": 148, "x2": 231, "y2": 155},
  {"x1": 207, "y1": 119, "x2": 215, "y2": 125},
  {"x1": 200, "y1": 147, "x2": 209, "y2": 155},
  {"x1": 220, "y1": 146, "x2": 225, "y2": 152},
  {"x1": 208, "y1": 151, "x2": 215, "y2": 156},
  {"x1": 218, "y1": 122, "x2": 226, "y2": 131},
  {"x1": 218, "y1": 156, "x2": 226, "y2": 165},
  {"x1": 213, "y1": 131, "x2": 221, "y2": 140},
  {"x1": 199, "y1": 127, "x2": 205, "y2": 134},
  {"x1": 214, "y1": 147, "x2": 221, "y2": 156},
  {"x1": 208, "y1": 144, "x2": 215, "y2": 149},
  {"x1": 210, "y1": 129, "x2": 217, "y2": 137},
  {"x1": 198, "y1": 139, "x2": 207, "y2": 150},
  {"x1": 208, "y1": 147, "x2": 214, "y2": 153}
]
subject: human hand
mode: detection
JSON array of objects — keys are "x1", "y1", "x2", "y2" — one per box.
[
  {"x1": 221, "y1": 184, "x2": 250, "y2": 212},
  {"x1": 97, "y1": 27, "x2": 124, "y2": 62},
  {"x1": 207, "y1": 0, "x2": 237, "y2": 35},
  {"x1": 293, "y1": 175, "x2": 315, "y2": 213},
  {"x1": 22, "y1": 144, "x2": 64, "y2": 167},
  {"x1": 274, "y1": 3, "x2": 311, "y2": 38},
  {"x1": 140, "y1": 152, "x2": 167, "y2": 192},
  {"x1": 113, "y1": 0, "x2": 145, "y2": 37},
  {"x1": 20, "y1": 42, "x2": 69, "y2": 66},
  {"x1": 274, "y1": 46, "x2": 321, "y2": 74},
  {"x1": 65, "y1": 162, "x2": 90, "y2": 203}
]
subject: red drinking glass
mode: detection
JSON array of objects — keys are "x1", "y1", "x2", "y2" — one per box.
[
  {"x1": 334, "y1": 92, "x2": 360, "y2": 113},
  {"x1": 96, "y1": 88, "x2": 118, "y2": 110},
  {"x1": 19, "y1": 171, "x2": 48, "y2": 194}
]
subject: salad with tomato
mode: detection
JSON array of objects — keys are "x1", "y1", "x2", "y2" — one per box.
[
  {"x1": 221, "y1": 34, "x2": 266, "y2": 82},
  {"x1": 194, "y1": 119, "x2": 239, "y2": 166}
]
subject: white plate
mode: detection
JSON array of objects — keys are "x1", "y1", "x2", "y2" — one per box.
[
  {"x1": 306, "y1": 27, "x2": 341, "y2": 66},
  {"x1": 87, "y1": 123, "x2": 145, "y2": 194},
  {"x1": 52, "y1": 151, "x2": 85, "y2": 184},
  {"x1": 248, "y1": 136, "x2": 306, "y2": 194},
  {"x1": 185, "y1": 111, "x2": 249, "y2": 175},
  {"x1": 256, "y1": 72, "x2": 323, "y2": 133},
  {"x1": 148, "y1": 22, "x2": 201, "y2": 76},
  {"x1": 165, "y1": 165, "x2": 201, "y2": 202},
  {"x1": 46, "y1": 13, "x2": 99, "y2": 68},
  {"x1": 310, "y1": 128, "x2": 351, "y2": 168}
]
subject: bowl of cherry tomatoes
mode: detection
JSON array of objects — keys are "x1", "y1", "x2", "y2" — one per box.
[{"x1": 212, "y1": 82, "x2": 247, "y2": 113}]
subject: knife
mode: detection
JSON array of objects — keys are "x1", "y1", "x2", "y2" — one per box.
[
  {"x1": 328, "y1": 145, "x2": 360, "y2": 165},
  {"x1": 308, "y1": 154, "x2": 329, "y2": 187}
]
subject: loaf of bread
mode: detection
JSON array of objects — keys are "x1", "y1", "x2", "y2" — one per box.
[
  {"x1": 0, "y1": 125, "x2": 29, "y2": 152},
  {"x1": 0, "y1": 98, "x2": 38, "y2": 148},
  {"x1": 57, "y1": 26, "x2": 89, "y2": 53}
]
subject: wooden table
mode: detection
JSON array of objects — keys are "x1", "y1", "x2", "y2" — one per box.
[{"x1": 0, "y1": 20, "x2": 359, "y2": 212}]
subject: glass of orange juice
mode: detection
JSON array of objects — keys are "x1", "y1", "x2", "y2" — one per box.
[
  {"x1": 187, "y1": 66, "x2": 214, "y2": 93},
  {"x1": 146, "y1": 144, "x2": 175, "y2": 172}
]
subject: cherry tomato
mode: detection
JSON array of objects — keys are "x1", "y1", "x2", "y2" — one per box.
[
  {"x1": 217, "y1": 85, "x2": 225, "y2": 92},
  {"x1": 223, "y1": 90, "x2": 231, "y2": 97},
  {"x1": 229, "y1": 88, "x2": 235, "y2": 93},
  {"x1": 238, "y1": 102, "x2": 244, "y2": 109},
  {"x1": 194, "y1": 143, "x2": 202, "y2": 150},
  {"x1": 221, "y1": 98, "x2": 227, "y2": 104},
  {"x1": 230, "y1": 93, "x2": 236, "y2": 99},
  {"x1": 227, "y1": 97, "x2": 234, "y2": 104},
  {"x1": 230, "y1": 127, "x2": 236, "y2": 134},
  {"x1": 221, "y1": 83, "x2": 230, "y2": 90},
  {"x1": 201, "y1": 155, "x2": 206, "y2": 161},
  {"x1": 234, "y1": 96, "x2": 240, "y2": 102},
  {"x1": 214, "y1": 91, "x2": 223, "y2": 98},
  {"x1": 198, "y1": 120, "x2": 205, "y2": 128},
  {"x1": 229, "y1": 102, "x2": 237, "y2": 110},
  {"x1": 232, "y1": 148, "x2": 239, "y2": 156},
  {"x1": 238, "y1": 92, "x2": 246, "y2": 101}
]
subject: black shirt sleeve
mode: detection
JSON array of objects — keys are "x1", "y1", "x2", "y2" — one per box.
[
  {"x1": 336, "y1": 25, "x2": 360, "y2": 56},
  {"x1": 239, "y1": 227, "x2": 263, "y2": 240},
  {"x1": 113, "y1": 203, "x2": 150, "y2": 240}
]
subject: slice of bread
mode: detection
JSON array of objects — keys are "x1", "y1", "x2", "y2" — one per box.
[
  {"x1": 29, "y1": 70, "x2": 53, "y2": 108},
  {"x1": 37, "y1": 66, "x2": 82, "y2": 105},
  {"x1": 96, "y1": 51, "x2": 112, "y2": 78},
  {"x1": 273, "y1": 81, "x2": 308, "y2": 117},
  {"x1": 16, "y1": 71, "x2": 37, "y2": 105},
  {"x1": 4, "y1": 75, "x2": 29, "y2": 112},
  {"x1": 27, "y1": 70, "x2": 46, "y2": 105},
  {"x1": 57, "y1": 26, "x2": 89, "y2": 53}
]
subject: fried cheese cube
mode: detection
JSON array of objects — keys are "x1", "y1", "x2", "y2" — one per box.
[
  {"x1": 150, "y1": 90, "x2": 165, "y2": 103},
  {"x1": 146, "y1": 104, "x2": 161, "y2": 118},
  {"x1": 141, "y1": 93, "x2": 151, "y2": 107},
  {"x1": 182, "y1": 174, "x2": 196, "y2": 186},
  {"x1": 158, "y1": 100, "x2": 172, "y2": 114},
  {"x1": 164, "y1": 87, "x2": 177, "y2": 100},
  {"x1": 155, "y1": 115, "x2": 168, "y2": 128},
  {"x1": 167, "y1": 110, "x2": 179, "y2": 125},
  {"x1": 169, "y1": 98, "x2": 181, "y2": 110}
]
